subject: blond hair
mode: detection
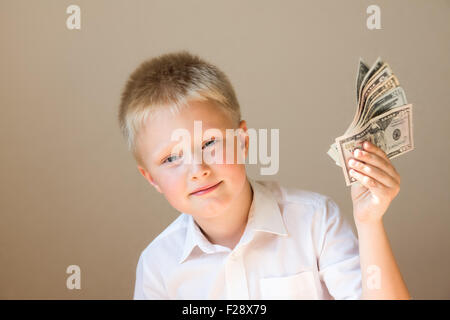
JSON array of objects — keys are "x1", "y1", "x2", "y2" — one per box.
[{"x1": 118, "y1": 50, "x2": 242, "y2": 165}]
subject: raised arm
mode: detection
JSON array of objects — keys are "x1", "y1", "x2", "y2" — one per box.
[{"x1": 347, "y1": 140, "x2": 410, "y2": 299}]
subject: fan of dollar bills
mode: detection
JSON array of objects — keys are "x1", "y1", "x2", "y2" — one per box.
[{"x1": 327, "y1": 57, "x2": 414, "y2": 186}]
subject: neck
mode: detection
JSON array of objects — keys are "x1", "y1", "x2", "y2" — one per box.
[{"x1": 195, "y1": 177, "x2": 253, "y2": 250}]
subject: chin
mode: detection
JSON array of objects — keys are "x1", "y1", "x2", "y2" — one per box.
[{"x1": 196, "y1": 198, "x2": 230, "y2": 217}]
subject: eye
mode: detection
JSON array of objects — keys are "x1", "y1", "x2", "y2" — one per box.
[
  {"x1": 202, "y1": 138, "x2": 217, "y2": 150},
  {"x1": 164, "y1": 155, "x2": 178, "y2": 163},
  {"x1": 162, "y1": 152, "x2": 183, "y2": 164}
]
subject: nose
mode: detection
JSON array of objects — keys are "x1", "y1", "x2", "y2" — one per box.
[{"x1": 189, "y1": 161, "x2": 211, "y2": 181}]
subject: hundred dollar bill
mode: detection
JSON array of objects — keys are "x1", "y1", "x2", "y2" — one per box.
[{"x1": 335, "y1": 104, "x2": 414, "y2": 186}]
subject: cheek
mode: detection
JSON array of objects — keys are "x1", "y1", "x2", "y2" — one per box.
[
  {"x1": 158, "y1": 176, "x2": 189, "y2": 209},
  {"x1": 216, "y1": 162, "x2": 247, "y2": 185},
  {"x1": 209, "y1": 138, "x2": 246, "y2": 178},
  {"x1": 154, "y1": 171, "x2": 183, "y2": 194},
  {"x1": 215, "y1": 136, "x2": 245, "y2": 164}
]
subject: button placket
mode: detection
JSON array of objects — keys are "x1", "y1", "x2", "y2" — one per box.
[{"x1": 225, "y1": 249, "x2": 249, "y2": 299}]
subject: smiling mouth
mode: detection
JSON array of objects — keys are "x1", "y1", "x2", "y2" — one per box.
[{"x1": 190, "y1": 181, "x2": 222, "y2": 196}]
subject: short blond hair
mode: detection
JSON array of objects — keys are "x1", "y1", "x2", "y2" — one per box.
[{"x1": 118, "y1": 50, "x2": 242, "y2": 165}]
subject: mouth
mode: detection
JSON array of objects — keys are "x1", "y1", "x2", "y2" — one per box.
[{"x1": 189, "y1": 181, "x2": 222, "y2": 196}]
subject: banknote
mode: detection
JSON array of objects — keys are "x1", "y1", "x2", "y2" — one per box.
[
  {"x1": 335, "y1": 104, "x2": 414, "y2": 186},
  {"x1": 363, "y1": 86, "x2": 408, "y2": 126},
  {"x1": 357, "y1": 65, "x2": 394, "y2": 127},
  {"x1": 327, "y1": 86, "x2": 408, "y2": 165},
  {"x1": 356, "y1": 58, "x2": 369, "y2": 106},
  {"x1": 327, "y1": 57, "x2": 414, "y2": 185},
  {"x1": 347, "y1": 57, "x2": 384, "y2": 132}
]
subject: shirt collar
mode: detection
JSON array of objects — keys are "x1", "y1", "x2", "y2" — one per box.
[{"x1": 178, "y1": 177, "x2": 288, "y2": 264}]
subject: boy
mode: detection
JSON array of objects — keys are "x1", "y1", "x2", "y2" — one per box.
[{"x1": 118, "y1": 51, "x2": 410, "y2": 299}]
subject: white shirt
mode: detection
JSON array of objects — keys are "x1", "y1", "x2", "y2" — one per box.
[{"x1": 133, "y1": 177, "x2": 362, "y2": 300}]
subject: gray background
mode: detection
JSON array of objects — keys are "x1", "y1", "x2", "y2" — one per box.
[{"x1": 1, "y1": 0, "x2": 449, "y2": 299}]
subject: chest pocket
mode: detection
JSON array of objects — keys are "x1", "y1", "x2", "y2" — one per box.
[{"x1": 259, "y1": 271, "x2": 319, "y2": 299}]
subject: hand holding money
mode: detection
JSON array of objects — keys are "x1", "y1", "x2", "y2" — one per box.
[
  {"x1": 348, "y1": 140, "x2": 401, "y2": 227},
  {"x1": 327, "y1": 57, "x2": 414, "y2": 186}
]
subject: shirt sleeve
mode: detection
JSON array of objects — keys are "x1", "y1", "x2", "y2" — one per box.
[
  {"x1": 317, "y1": 197, "x2": 362, "y2": 300},
  {"x1": 133, "y1": 251, "x2": 168, "y2": 300}
]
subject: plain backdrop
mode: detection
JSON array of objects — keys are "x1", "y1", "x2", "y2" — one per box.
[{"x1": 1, "y1": 0, "x2": 449, "y2": 299}]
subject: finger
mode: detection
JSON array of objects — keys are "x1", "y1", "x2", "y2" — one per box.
[
  {"x1": 353, "y1": 148, "x2": 400, "y2": 184},
  {"x1": 348, "y1": 158, "x2": 398, "y2": 188},
  {"x1": 362, "y1": 140, "x2": 400, "y2": 178},
  {"x1": 349, "y1": 168, "x2": 387, "y2": 192},
  {"x1": 362, "y1": 140, "x2": 389, "y2": 161}
]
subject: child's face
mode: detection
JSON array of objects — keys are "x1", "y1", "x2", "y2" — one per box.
[{"x1": 136, "y1": 99, "x2": 249, "y2": 219}]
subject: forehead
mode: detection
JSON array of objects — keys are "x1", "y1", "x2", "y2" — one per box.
[{"x1": 138, "y1": 99, "x2": 235, "y2": 159}]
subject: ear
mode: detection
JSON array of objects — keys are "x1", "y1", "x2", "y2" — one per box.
[
  {"x1": 238, "y1": 120, "x2": 249, "y2": 158},
  {"x1": 137, "y1": 165, "x2": 162, "y2": 193}
]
